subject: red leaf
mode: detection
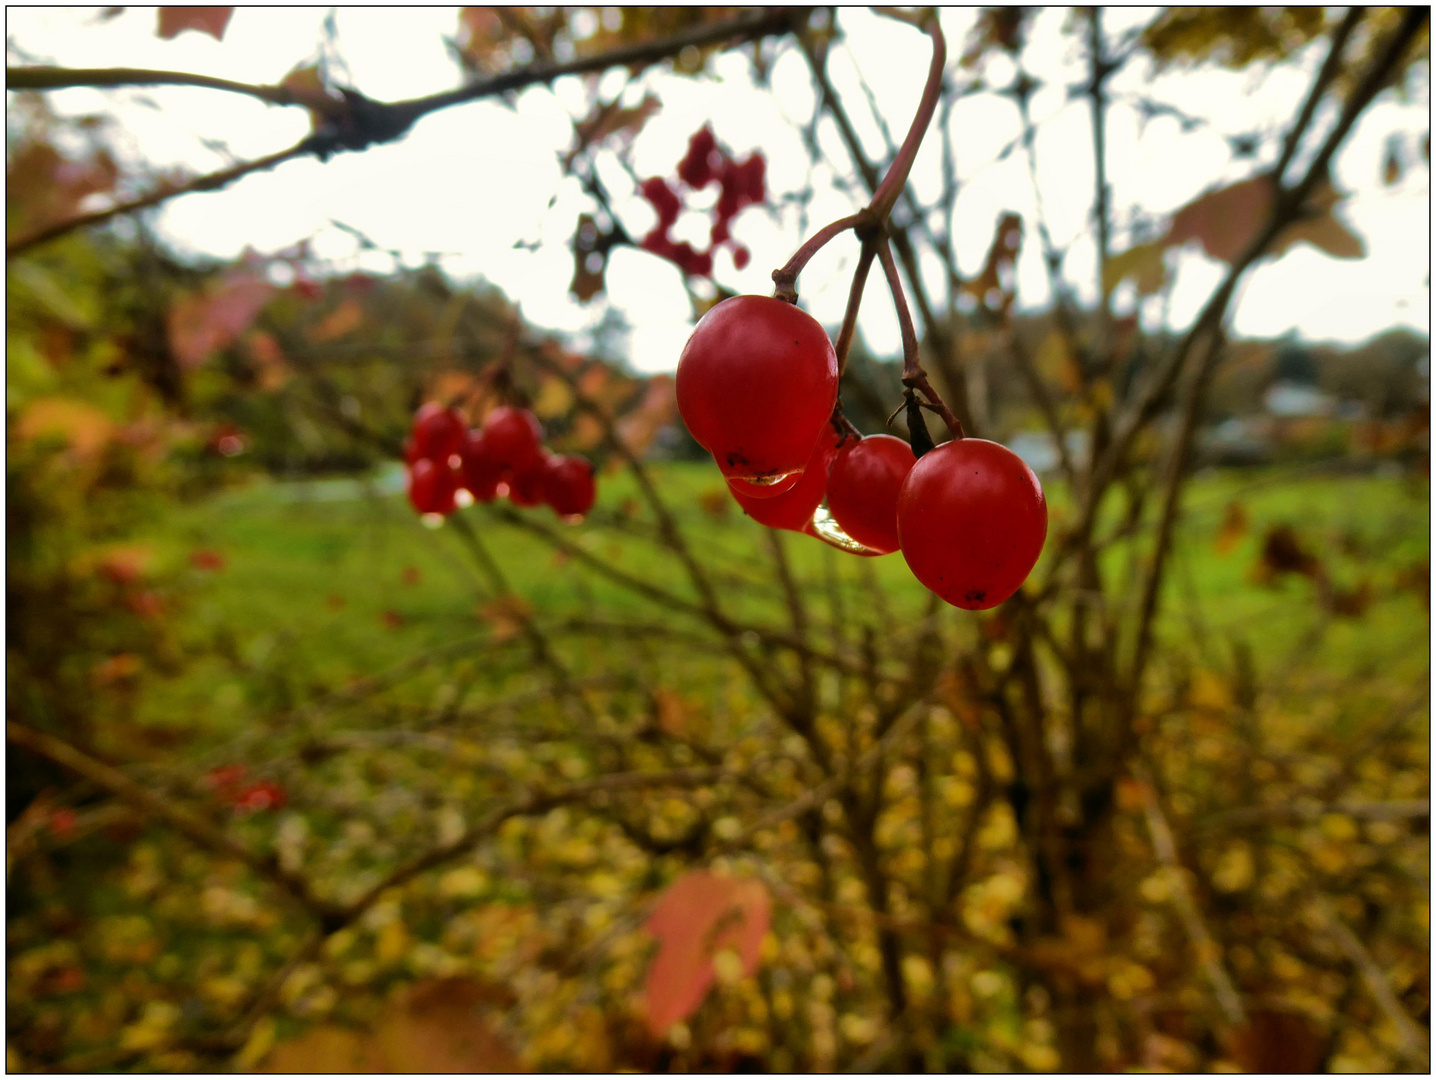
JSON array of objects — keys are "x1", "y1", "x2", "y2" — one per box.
[
  {"x1": 156, "y1": 7, "x2": 233, "y2": 40},
  {"x1": 167, "y1": 274, "x2": 276, "y2": 369},
  {"x1": 644, "y1": 871, "x2": 770, "y2": 1035}
]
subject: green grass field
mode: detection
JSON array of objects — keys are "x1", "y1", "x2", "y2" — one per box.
[{"x1": 135, "y1": 461, "x2": 1428, "y2": 745}]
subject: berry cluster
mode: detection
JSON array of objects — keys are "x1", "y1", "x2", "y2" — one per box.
[
  {"x1": 677, "y1": 295, "x2": 1047, "y2": 610},
  {"x1": 640, "y1": 125, "x2": 766, "y2": 278},
  {"x1": 204, "y1": 764, "x2": 288, "y2": 815},
  {"x1": 404, "y1": 403, "x2": 596, "y2": 523}
]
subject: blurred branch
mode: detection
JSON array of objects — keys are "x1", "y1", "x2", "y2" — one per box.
[
  {"x1": 1199, "y1": 798, "x2": 1430, "y2": 831},
  {"x1": 1309, "y1": 895, "x2": 1428, "y2": 1065},
  {"x1": 1134, "y1": 763, "x2": 1247, "y2": 1027},
  {"x1": 7, "y1": 8, "x2": 797, "y2": 259},
  {"x1": 6, "y1": 720, "x2": 333, "y2": 919},
  {"x1": 6, "y1": 65, "x2": 341, "y2": 111},
  {"x1": 6, "y1": 140, "x2": 314, "y2": 258},
  {"x1": 1272, "y1": 6, "x2": 1365, "y2": 184},
  {"x1": 1061, "y1": 5, "x2": 1428, "y2": 578}
]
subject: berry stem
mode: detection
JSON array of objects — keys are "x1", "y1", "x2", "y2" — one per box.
[
  {"x1": 833, "y1": 244, "x2": 876, "y2": 376},
  {"x1": 877, "y1": 238, "x2": 962, "y2": 440},
  {"x1": 866, "y1": 10, "x2": 945, "y2": 222},
  {"x1": 771, "y1": 212, "x2": 864, "y2": 302}
]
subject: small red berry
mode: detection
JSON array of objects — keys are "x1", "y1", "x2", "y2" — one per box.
[
  {"x1": 732, "y1": 246, "x2": 751, "y2": 270},
  {"x1": 410, "y1": 403, "x2": 466, "y2": 463},
  {"x1": 678, "y1": 125, "x2": 718, "y2": 188},
  {"x1": 460, "y1": 428, "x2": 505, "y2": 503},
  {"x1": 407, "y1": 457, "x2": 460, "y2": 517},
  {"x1": 482, "y1": 406, "x2": 544, "y2": 474},
  {"x1": 641, "y1": 176, "x2": 682, "y2": 229},
  {"x1": 233, "y1": 780, "x2": 287, "y2": 814},
  {"x1": 730, "y1": 422, "x2": 847, "y2": 531},
  {"x1": 507, "y1": 455, "x2": 551, "y2": 507},
  {"x1": 896, "y1": 439, "x2": 1047, "y2": 610},
  {"x1": 677, "y1": 295, "x2": 838, "y2": 487},
  {"x1": 544, "y1": 455, "x2": 597, "y2": 520},
  {"x1": 826, "y1": 435, "x2": 917, "y2": 556}
]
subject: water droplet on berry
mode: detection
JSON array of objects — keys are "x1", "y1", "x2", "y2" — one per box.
[
  {"x1": 806, "y1": 505, "x2": 884, "y2": 556},
  {"x1": 455, "y1": 488, "x2": 474, "y2": 508},
  {"x1": 420, "y1": 512, "x2": 445, "y2": 530}
]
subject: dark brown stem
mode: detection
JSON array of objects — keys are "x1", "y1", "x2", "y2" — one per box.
[
  {"x1": 876, "y1": 239, "x2": 962, "y2": 439},
  {"x1": 6, "y1": 65, "x2": 344, "y2": 114}
]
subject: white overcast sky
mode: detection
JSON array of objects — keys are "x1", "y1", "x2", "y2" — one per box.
[{"x1": 7, "y1": 7, "x2": 1431, "y2": 373}]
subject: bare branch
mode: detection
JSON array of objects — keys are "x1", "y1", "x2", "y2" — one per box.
[{"x1": 7, "y1": 140, "x2": 314, "y2": 258}]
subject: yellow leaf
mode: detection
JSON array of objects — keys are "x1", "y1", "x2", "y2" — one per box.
[
  {"x1": 15, "y1": 397, "x2": 115, "y2": 458},
  {"x1": 531, "y1": 376, "x2": 574, "y2": 419},
  {"x1": 1103, "y1": 241, "x2": 1168, "y2": 296}
]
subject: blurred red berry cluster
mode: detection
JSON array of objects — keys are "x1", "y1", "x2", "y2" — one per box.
[
  {"x1": 204, "y1": 765, "x2": 287, "y2": 815},
  {"x1": 404, "y1": 403, "x2": 596, "y2": 522},
  {"x1": 640, "y1": 125, "x2": 766, "y2": 277}
]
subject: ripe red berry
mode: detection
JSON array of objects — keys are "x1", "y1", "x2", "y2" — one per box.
[
  {"x1": 896, "y1": 439, "x2": 1047, "y2": 610},
  {"x1": 732, "y1": 246, "x2": 750, "y2": 270},
  {"x1": 677, "y1": 295, "x2": 838, "y2": 487},
  {"x1": 233, "y1": 780, "x2": 287, "y2": 814},
  {"x1": 460, "y1": 428, "x2": 505, "y2": 503},
  {"x1": 407, "y1": 456, "x2": 460, "y2": 517},
  {"x1": 730, "y1": 423, "x2": 847, "y2": 531},
  {"x1": 410, "y1": 402, "x2": 466, "y2": 464},
  {"x1": 826, "y1": 435, "x2": 916, "y2": 556},
  {"x1": 507, "y1": 455, "x2": 551, "y2": 507},
  {"x1": 544, "y1": 454, "x2": 597, "y2": 520},
  {"x1": 483, "y1": 406, "x2": 544, "y2": 474}
]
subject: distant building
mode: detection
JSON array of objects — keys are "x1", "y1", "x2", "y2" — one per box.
[{"x1": 1263, "y1": 381, "x2": 1337, "y2": 418}]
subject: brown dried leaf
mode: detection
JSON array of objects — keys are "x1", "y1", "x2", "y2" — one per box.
[
  {"x1": 697, "y1": 487, "x2": 731, "y2": 520},
  {"x1": 573, "y1": 93, "x2": 661, "y2": 153},
  {"x1": 961, "y1": 213, "x2": 1023, "y2": 318},
  {"x1": 1165, "y1": 176, "x2": 1364, "y2": 263},
  {"x1": 479, "y1": 595, "x2": 533, "y2": 644},
  {"x1": 1213, "y1": 500, "x2": 1248, "y2": 555},
  {"x1": 156, "y1": 7, "x2": 233, "y2": 40}
]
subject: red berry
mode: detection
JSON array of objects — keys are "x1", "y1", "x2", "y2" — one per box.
[
  {"x1": 507, "y1": 455, "x2": 551, "y2": 507},
  {"x1": 678, "y1": 125, "x2": 718, "y2": 188},
  {"x1": 483, "y1": 406, "x2": 544, "y2": 473},
  {"x1": 544, "y1": 455, "x2": 597, "y2": 520},
  {"x1": 407, "y1": 456, "x2": 460, "y2": 516},
  {"x1": 896, "y1": 439, "x2": 1048, "y2": 610},
  {"x1": 677, "y1": 295, "x2": 838, "y2": 487},
  {"x1": 460, "y1": 428, "x2": 505, "y2": 502},
  {"x1": 826, "y1": 435, "x2": 917, "y2": 556},
  {"x1": 641, "y1": 176, "x2": 681, "y2": 229},
  {"x1": 233, "y1": 780, "x2": 287, "y2": 814},
  {"x1": 730, "y1": 423, "x2": 846, "y2": 531},
  {"x1": 732, "y1": 246, "x2": 750, "y2": 270},
  {"x1": 410, "y1": 403, "x2": 465, "y2": 464}
]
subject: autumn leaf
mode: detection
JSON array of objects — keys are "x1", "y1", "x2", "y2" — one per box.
[
  {"x1": 479, "y1": 595, "x2": 533, "y2": 644},
  {"x1": 262, "y1": 979, "x2": 519, "y2": 1072},
  {"x1": 614, "y1": 375, "x2": 677, "y2": 458},
  {"x1": 1035, "y1": 330, "x2": 1082, "y2": 393},
  {"x1": 156, "y1": 7, "x2": 233, "y2": 40},
  {"x1": 571, "y1": 93, "x2": 662, "y2": 158},
  {"x1": 167, "y1": 274, "x2": 276, "y2": 369},
  {"x1": 307, "y1": 298, "x2": 365, "y2": 343},
  {"x1": 15, "y1": 398, "x2": 115, "y2": 459},
  {"x1": 961, "y1": 213, "x2": 1023, "y2": 318},
  {"x1": 1213, "y1": 500, "x2": 1248, "y2": 554},
  {"x1": 644, "y1": 870, "x2": 770, "y2": 1035},
  {"x1": 1164, "y1": 175, "x2": 1364, "y2": 264},
  {"x1": 1103, "y1": 240, "x2": 1168, "y2": 297}
]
